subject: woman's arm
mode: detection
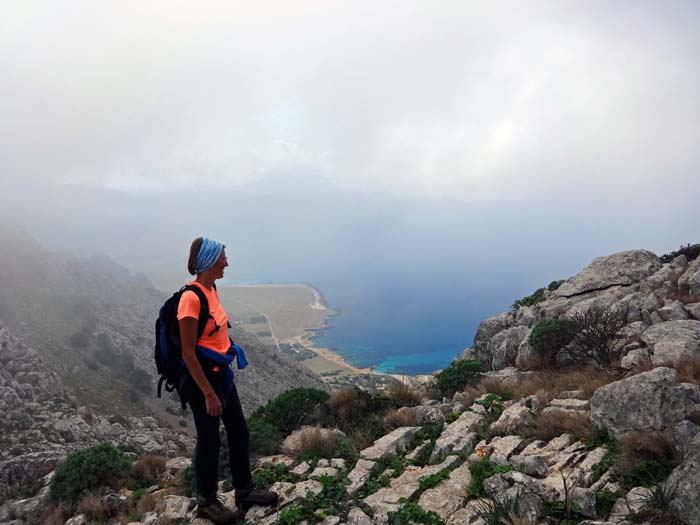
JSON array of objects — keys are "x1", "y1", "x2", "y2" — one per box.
[{"x1": 179, "y1": 316, "x2": 223, "y2": 417}]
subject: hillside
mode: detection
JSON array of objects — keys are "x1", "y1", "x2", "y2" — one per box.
[{"x1": 2, "y1": 241, "x2": 700, "y2": 524}]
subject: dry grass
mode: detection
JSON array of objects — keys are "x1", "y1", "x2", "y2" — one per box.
[
  {"x1": 131, "y1": 454, "x2": 166, "y2": 487},
  {"x1": 384, "y1": 408, "x2": 418, "y2": 430},
  {"x1": 509, "y1": 367, "x2": 619, "y2": 401},
  {"x1": 136, "y1": 492, "x2": 159, "y2": 516},
  {"x1": 675, "y1": 357, "x2": 700, "y2": 385},
  {"x1": 327, "y1": 387, "x2": 370, "y2": 423},
  {"x1": 76, "y1": 492, "x2": 110, "y2": 522},
  {"x1": 534, "y1": 410, "x2": 597, "y2": 442},
  {"x1": 282, "y1": 427, "x2": 338, "y2": 458},
  {"x1": 43, "y1": 504, "x2": 70, "y2": 525},
  {"x1": 615, "y1": 431, "x2": 679, "y2": 475},
  {"x1": 387, "y1": 379, "x2": 422, "y2": 406}
]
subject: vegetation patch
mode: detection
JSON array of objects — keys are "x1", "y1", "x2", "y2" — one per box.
[
  {"x1": 51, "y1": 443, "x2": 131, "y2": 504},
  {"x1": 529, "y1": 318, "x2": 577, "y2": 365},
  {"x1": 436, "y1": 360, "x2": 485, "y2": 398},
  {"x1": 512, "y1": 287, "x2": 546, "y2": 311},
  {"x1": 467, "y1": 458, "x2": 513, "y2": 498},
  {"x1": 387, "y1": 499, "x2": 444, "y2": 524},
  {"x1": 660, "y1": 243, "x2": 700, "y2": 263}
]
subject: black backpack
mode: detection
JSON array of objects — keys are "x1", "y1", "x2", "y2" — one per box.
[{"x1": 154, "y1": 284, "x2": 211, "y2": 404}]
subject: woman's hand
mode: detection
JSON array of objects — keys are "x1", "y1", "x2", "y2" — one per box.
[{"x1": 205, "y1": 391, "x2": 223, "y2": 417}]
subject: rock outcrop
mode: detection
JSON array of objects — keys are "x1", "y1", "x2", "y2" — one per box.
[{"x1": 590, "y1": 367, "x2": 700, "y2": 437}]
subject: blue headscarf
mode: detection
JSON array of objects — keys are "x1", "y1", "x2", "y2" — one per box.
[{"x1": 196, "y1": 237, "x2": 224, "y2": 274}]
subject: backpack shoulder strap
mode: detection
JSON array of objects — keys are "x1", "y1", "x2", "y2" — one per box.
[{"x1": 182, "y1": 284, "x2": 210, "y2": 340}]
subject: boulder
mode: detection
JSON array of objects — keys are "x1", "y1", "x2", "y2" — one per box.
[
  {"x1": 657, "y1": 300, "x2": 690, "y2": 321},
  {"x1": 487, "y1": 326, "x2": 530, "y2": 370},
  {"x1": 360, "y1": 426, "x2": 420, "y2": 461},
  {"x1": 346, "y1": 459, "x2": 376, "y2": 496},
  {"x1": 590, "y1": 367, "x2": 700, "y2": 437},
  {"x1": 363, "y1": 456, "x2": 460, "y2": 518},
  {"x1": 667, "y1": 435, "x2": 700, "y2": 524},
  {"x1": 483, "y1": 471, "x2": 559, "y2": 521},
  {"x1": 489, "y1": 402, "x2": 535, "y2": 435},
  {"x1": 418, "y1": 461, "x2": 473, "y2": 519},
  {"x1": 555, "y1": 250, "x2": 661, "y2": 298},
  {"x1": 608, "y1": 486, "x2": 651, "y2": 522},
  {"x1": 686, "y1": 302, "x2": 700, "y2": 320},
  {"x1": 640, "y1": 320, "x2": 700, "y2": 366},
  {"x1": 473, "y1": 312, "x2": 515, "y2": 361},
  {"x1": 509, "y1": 454, "x2": 549, "y2": 477},
  {"x1": 431, "y1": 411, "x2": 484, "y2": 462},
  {"x1": 678, "y1": 256, "x2": 700, "y2": 302}
]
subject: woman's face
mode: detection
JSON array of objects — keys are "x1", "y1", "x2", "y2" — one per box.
[{"x1": 212, "y1": 249, "x2": 229, "y2": 279}]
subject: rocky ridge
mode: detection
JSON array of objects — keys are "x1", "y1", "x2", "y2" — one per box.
[{"x1": 2, "y1": 246, "x2": 700, "y2": 524}]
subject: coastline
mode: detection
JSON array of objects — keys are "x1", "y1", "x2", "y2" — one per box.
[{"x1": 222, "y1": 282, "x2": 371, "y2": 377}]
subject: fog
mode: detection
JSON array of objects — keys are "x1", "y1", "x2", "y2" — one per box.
[{"x1": 2, "y1": 1, "x2": 700, "y2": 344}]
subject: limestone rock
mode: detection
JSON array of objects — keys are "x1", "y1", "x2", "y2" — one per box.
[
  {"x1": 483, "y1": 471, "x2": 559, "y2": 521},
  {"x1": 590, "y1": 367, "x2": 700, "y2": 437},
  {"x1": 473, "y1": 312, "x2": 515, "y2": 362},
  {"x1": 345, "y1": 507, "x2": 372, "y2": 525},
  {"x1": 640, "y1": 320, "x2": 700, "y2": 366},
  {"x1": 418, "y1": 461, "x2": 472, "y2": 519},
  {"x1": 667, "y1": 435, "x2": 700, "y2": 524},
  {"x1": 657, "y1": 300, "x2": 690, "y2": 321},
  {"x1": 620, "y1": 348, "x2": 651, "y2": 370},
  {"x1": 489, "y1": 402, "x2": 535, "y2": 435},
  {"x1": 360, "y1": 426, "x2": 420, "y2": 461},
  {"x1": 363, "y1": 456, "x2": 459, "y2": 519},
  {"x1": 555, "y1": 250, "x2": 661, "y2": 298},
  {"x1": 510, "y1": 454, "x2": 548, "y2": 477},
  {"x1": 550, "y1": 398, "x2": 590, "y2": 411},
  {"x1": 678, "y1": 256, "x2": 700, "y2": 302},
  {"x1": 686, "y1": 302, "x2": 700, "y2": 320},
  {"x1": 346, "y1": 459, "x2": 376, "y2": 496},
  {"x1": 608, "y1": 486, "x2": 651, "y2": 522},
  {"x1": 486, "y1": 326, "x2": 531, "y2": 370},
  {"x1": 431, "y1": 411, "x2": 484, "y2": 462}
]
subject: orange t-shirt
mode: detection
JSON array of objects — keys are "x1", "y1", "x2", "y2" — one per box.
[{"x1": 176, "y1": 281, "x2": 230, "y2": 354}]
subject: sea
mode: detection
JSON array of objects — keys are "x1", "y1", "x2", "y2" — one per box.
[{"x1": 295, "y1": 268, "x2": 518, "y2": 375}]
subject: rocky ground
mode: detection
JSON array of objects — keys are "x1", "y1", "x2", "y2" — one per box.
[{"x1": 1, "y1": 243, "x2": 700, "y2": 524}]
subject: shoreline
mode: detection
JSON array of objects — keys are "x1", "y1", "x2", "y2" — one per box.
[{"x1": 223, "y1": 282, "x2": 371, "y2": 376}]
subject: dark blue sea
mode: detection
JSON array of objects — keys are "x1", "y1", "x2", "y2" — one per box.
[{"x1": 295, "y1": 268, "x2": 520, "y2": 375}]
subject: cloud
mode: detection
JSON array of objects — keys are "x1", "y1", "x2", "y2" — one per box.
[{"x1": 1, "y1": 0, "x2": 699, "y2": 212}]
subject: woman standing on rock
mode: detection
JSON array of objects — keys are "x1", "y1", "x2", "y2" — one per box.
[{"x1": 178, "y1": 237, "x2": 278, "y2": 524}]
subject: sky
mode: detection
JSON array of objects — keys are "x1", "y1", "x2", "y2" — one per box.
[{"x1": 1, "y1": 1, "x2": 699, "y2": 327}]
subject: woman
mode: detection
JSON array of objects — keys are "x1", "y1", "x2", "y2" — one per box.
[{"x1": 178, "y1": 237, "x2": 278, "y2": 524}]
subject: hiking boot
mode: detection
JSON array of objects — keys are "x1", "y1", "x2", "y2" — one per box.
[
  {"x1": 196, "y1": 496, "x2": 241, "y2": 524},
  {"x1": 235, "y1": 485, "x2": 279, "y2": 513}
]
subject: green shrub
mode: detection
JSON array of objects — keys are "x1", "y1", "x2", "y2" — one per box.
[
  {"x1": 259, "y1": 387, "x2": 329, "y2": 434},
  {"x1": 252, "y1": 464, "x2": 299, "y2": 490},
  {"x1": 660, "y1": 243, "x2": 700, "y2": 263},
  {"x1": 467, "y1": 459, "x2": 512, "y2": 497},
  {"x1": 248, "y1": 415, "x2": 282, "y2": 456},
  {"x1": 512, "y1": 287, "x2": 546, "y2": 310},
  {"x1": 436, "y1": 359, "x2": 485, "y2": 398},
  {"x1": 596, "y1": 489, "x2": 619, "y2": 518},
  {"x1": 475, "y1": 493, "x2": 522, "y2": 525},
  {"x1": 51, "y1": 443, "x2": 131, "y2": 503},
  {"x1": 476, "y1": 393, "x2": 504, "y2": 419},
  {"x1": 69, "y1": 330, "x2": 90, "y2": 349},
  {"x1": 387, "y1": 499, "x2": 444, "y2": 525},
  {"x1": 418, "y1": 468, "x2": 451, "y2": 492},
  {"x1": 529, "y1": 318, "x2": 577, "y2": 364},
  {"x1": 548, "y1": 279, "x2": 565, "y2": 291}
]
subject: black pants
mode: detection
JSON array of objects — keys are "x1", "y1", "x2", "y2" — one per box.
[{"x1": 186, "y1": 380, "x2": 252, "y2": 497}]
